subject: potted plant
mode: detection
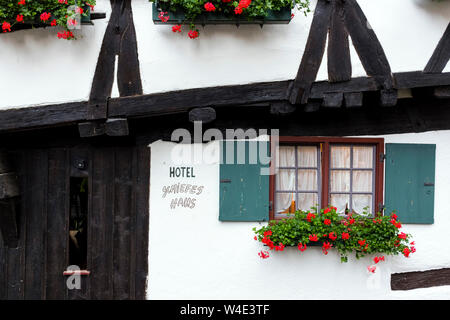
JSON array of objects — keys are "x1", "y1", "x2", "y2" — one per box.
[
  {"x1": 253, "y1": 206, "x2": 416, "y2": 272},
  {"x1": 1, "y1": 0, "x2": 96, "y2": 39},
  {"x1": 151, "y1": 0, "x2": 311, "y2": 39}
]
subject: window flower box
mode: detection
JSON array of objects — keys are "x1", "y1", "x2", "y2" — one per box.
[
  {"x1": 152, "y1": 2, "x2": 292, "y2": 25},
  {"x1": 254, "y1": 207, "x2": 416, "y2": 270},
  {"x1": 1, "y1": 1, "x2": 96, "y2": 39}
]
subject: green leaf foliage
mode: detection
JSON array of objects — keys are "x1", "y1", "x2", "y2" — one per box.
[{"x1": 254, "y1": 206, "x2": 415, "y2": 262}]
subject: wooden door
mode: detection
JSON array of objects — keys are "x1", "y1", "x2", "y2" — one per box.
[{"x1": 0, "y1": 144, "x2": 150, "y2": 299}]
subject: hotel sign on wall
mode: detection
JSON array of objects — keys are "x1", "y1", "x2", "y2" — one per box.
[{"x1": 161, "y1": 166, "x2": 205, "y2": 209}]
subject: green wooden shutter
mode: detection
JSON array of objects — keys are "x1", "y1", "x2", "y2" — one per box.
[
  {"x1": 219, "y1": 140, "x2": 270, "y2": 221},
  {"x1": 385, "y1": 143, "x2": 436, "y2": 224}
]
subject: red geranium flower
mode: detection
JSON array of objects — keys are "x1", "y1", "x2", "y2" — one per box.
[
  {"x1": 51, "y1": 19, "x2": 57, "y2": 27},
  {"x1": 324, "y1": 208, "x2": 331, "y2": 214},
  {"x1": 298, "y1": 243, "x2": 307, "y2": 252},
  {"x1": 324, "y1": 219, "x2": 331, "y2": 225},
  {"x1": 2, "y1": 21, "x2": 11, "y2": 33},
  {"x1": 348, "y1": 218, "x2": 355, "y2": 225},
  {"x1": 40, "y1": 12, "x2": 52, "y2": 22},
  {"x1": 18, "y1": 0, "x2": 25, "y2": 5},
  {"x1": 373, "y1": 256, "x2": 385, "y2": 264},
  {"x1": 158, "y1": 11, "x2": 169, "y2": 23},
  {"x1": 172, "y1": 24, "x2": 182, "y2": 33},
  {"x1": 274, "y1": 243, "x2": 285, "y2": 251},
  {"x1": 258, "y1": 250, "x2": 270, "y2": 259},
  {"x1": 204, "y1": 2, "x2": 216, "y2": 12},
  {"x1": 322, "y1": 241, "x2": 332, "y2": 255},
  {"x1": 358, "y1": 239, "x2": 366, "y2": 246},
  {"x1": 341, "y1": 232, "x2": 350, "y2": 240},
  {"x1": 403, "y1": 247, "x2": 411, "y2": 258},
  {"x1": 239, "y1": 0, "x2": 251, "y2": 8},
  {"x1": 328, "y1": 232, "x2": 337, "y2": 241},
  {"x1": 398, "y1": 232, "x2": 407, "y2": 240},
  {"x1": 234, "y1": 6, "x2": 243, "y2": 15},
  {"x1": 367, "y1": 265, "x2": 376, "y2": 273},
  {"x1": 16, "y1": 15, "x2": 24, "y2": 23},
  {"x1": 309, "y1": 234, "x2": 318, "y2": 242},
  {"x1": 306, "y1": 212, "x2": 315, "y2": 222},
  {"x1": 263, "y1": 230, "x2": 272, "y2": 237}
]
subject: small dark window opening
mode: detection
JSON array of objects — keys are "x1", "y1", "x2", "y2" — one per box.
[{"x1": 69, "y1": 177, "x2": 88, "y2": 270}]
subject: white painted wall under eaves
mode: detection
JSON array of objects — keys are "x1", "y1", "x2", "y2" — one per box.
[
  {"x1": 147, "y1": 130, "x2": 450, "y2": 300},
  {"x1": 0, "y1": 0, "x2": 449, "y2": 110}
]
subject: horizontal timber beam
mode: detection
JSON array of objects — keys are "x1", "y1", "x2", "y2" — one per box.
[
  {"x1": 391, "y1": 268, "x2": 450, "y2": 291},
  {"x1": 0, "y1": 72, "x2": 449, "y2": 134}
]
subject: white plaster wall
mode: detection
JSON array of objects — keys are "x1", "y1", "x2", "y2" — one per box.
[
  {"x1": 0, "y1": 0, "x2": 449, "y2": 110},
  {"x1": 147, "y1": 130, "x2": 450, "y2": 300}
]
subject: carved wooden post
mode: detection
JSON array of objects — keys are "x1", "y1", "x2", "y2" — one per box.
[{"x1": 0, "y1": 150, "x2": 19, "y2": 247}]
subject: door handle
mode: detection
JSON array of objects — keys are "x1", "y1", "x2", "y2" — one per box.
[{"x1": 424, "y1": 182, "x2": 434, "y2": 187}]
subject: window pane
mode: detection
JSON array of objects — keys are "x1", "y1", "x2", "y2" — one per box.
[
  {"x1": 352, "y1": 170, "x2": 373, "y2": 193},
  {"x1": 352, "y1": 194, "x2": 372, "y2": 214},
  {"x1": 276, "y1": 169, "x2": 295, "y2": 191},
  {"x1": 353, "y1": 146, "x2": 374, "y2": 168},
  {"x1": 276, "y1": 192, "x2": 296, "y2": 214},
  {"x1": 330, "y1": 146, "x2": 350, "y2": 168},
  {"x1": 330, "y1": 194, "x2": 350, "y2": 213},
  {"x1": 278, "y1": 146, "x2": 296, "y2": 167},
  {"x1": 297, "y1": 193, "x2": 319, "y2": 212},
  {"x1": 298, "y1": 169, "x2": 318, "y2": 191},
  {"x1": 297, "y1": 146, "x2": 317, "y2": 167},
  {"x1": 330, "y1": 170, "x2": 350, "y2": 192}
]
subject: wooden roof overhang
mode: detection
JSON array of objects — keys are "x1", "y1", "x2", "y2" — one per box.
[{"x1": 0, "y1": 0, "x2": 449, "y2": 140}]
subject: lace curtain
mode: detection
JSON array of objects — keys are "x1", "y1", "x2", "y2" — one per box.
[{"x1": 275, "y1": 145, "x2": 374, "y2": 215}]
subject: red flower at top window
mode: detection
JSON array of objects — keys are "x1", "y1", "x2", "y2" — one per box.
[
  {"x1": 239, "y1": 0, "x2": 251, "y2": 8},
  {"x1": 158, "y1": 11, "x2": 169, "y2": 23},
  {"x1": 204, "y1": 2, "x2": 216, "y2": 12},
  {"x1": 172, "y1": 24, "x2": 182, "y2": 33}
]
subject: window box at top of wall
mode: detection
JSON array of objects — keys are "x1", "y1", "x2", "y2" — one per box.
[
  {"x1": 152, "y1": 2, "x2": 292, "y2": 25},
  {"x1": 4, "y1": 5, "x2": 92, "y2": 33}
]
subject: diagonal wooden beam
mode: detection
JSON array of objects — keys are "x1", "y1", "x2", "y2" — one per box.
[
  {"x1": 342, "y1": 0, "x2": 393, "y2": 88},
  {"x1": 327, "y1": 0, "x2": 352, "y2": 83},
  {"x1": 424, "y1": 23, "x2": 450, "y2": 74},
  {"x1": 288, "y1": 0, "x2": 333, "y2": 105},
  {"x1": 84, "y1": 0, "x2": 142, "y2": 136}
]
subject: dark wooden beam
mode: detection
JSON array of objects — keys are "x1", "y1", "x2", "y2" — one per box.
[
  {"x1": 395, "y1": 71, "x2": 450, "y2": 89},
  {"x1": 270, "y1": 101, "x2": 296, "y2": 115},
  {"x1": 108, "y1": 80, "x2": 290, "y2": 118},
  {"x1": 105, "y1": 118, "x2": 129, "y2": 136},
  {"x1": 188, "y1": 107, "x2": 217, "y2": 123},
  {"x1": 322, "y1": 92, "x2": 343, "y2": 108},
  {"x1": 342, "y1": 0, "x2": 394, "y2": 92},
  {"x1": 424, "y1": 23, "x2": 450, "y2": 74},
  {"x1": 344, "y1": 92, "x2": 363, "y2": 108},
  {"x1": 288, "y1": 0, "x2": 333, "y2": 105},
  {"x1": 0, "y1": 72, "x2": 449, "y2": 134},
  {"x1": 391, "y1": 268, "x2": 450, "y2": 291},
  {"x1": 327, "y1": 0, "x2": 352, "y2": 83},
  {"x1": 434, "y1": 86, "x2": 450, "y2": 98},
  {"x1": 87, "y1": 0, "x2": 142, "y2": 124}
]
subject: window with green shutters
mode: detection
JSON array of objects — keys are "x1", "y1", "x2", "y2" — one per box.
[{"x1": 384, "y1": 143, "x2": 436, "y2": 224}]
